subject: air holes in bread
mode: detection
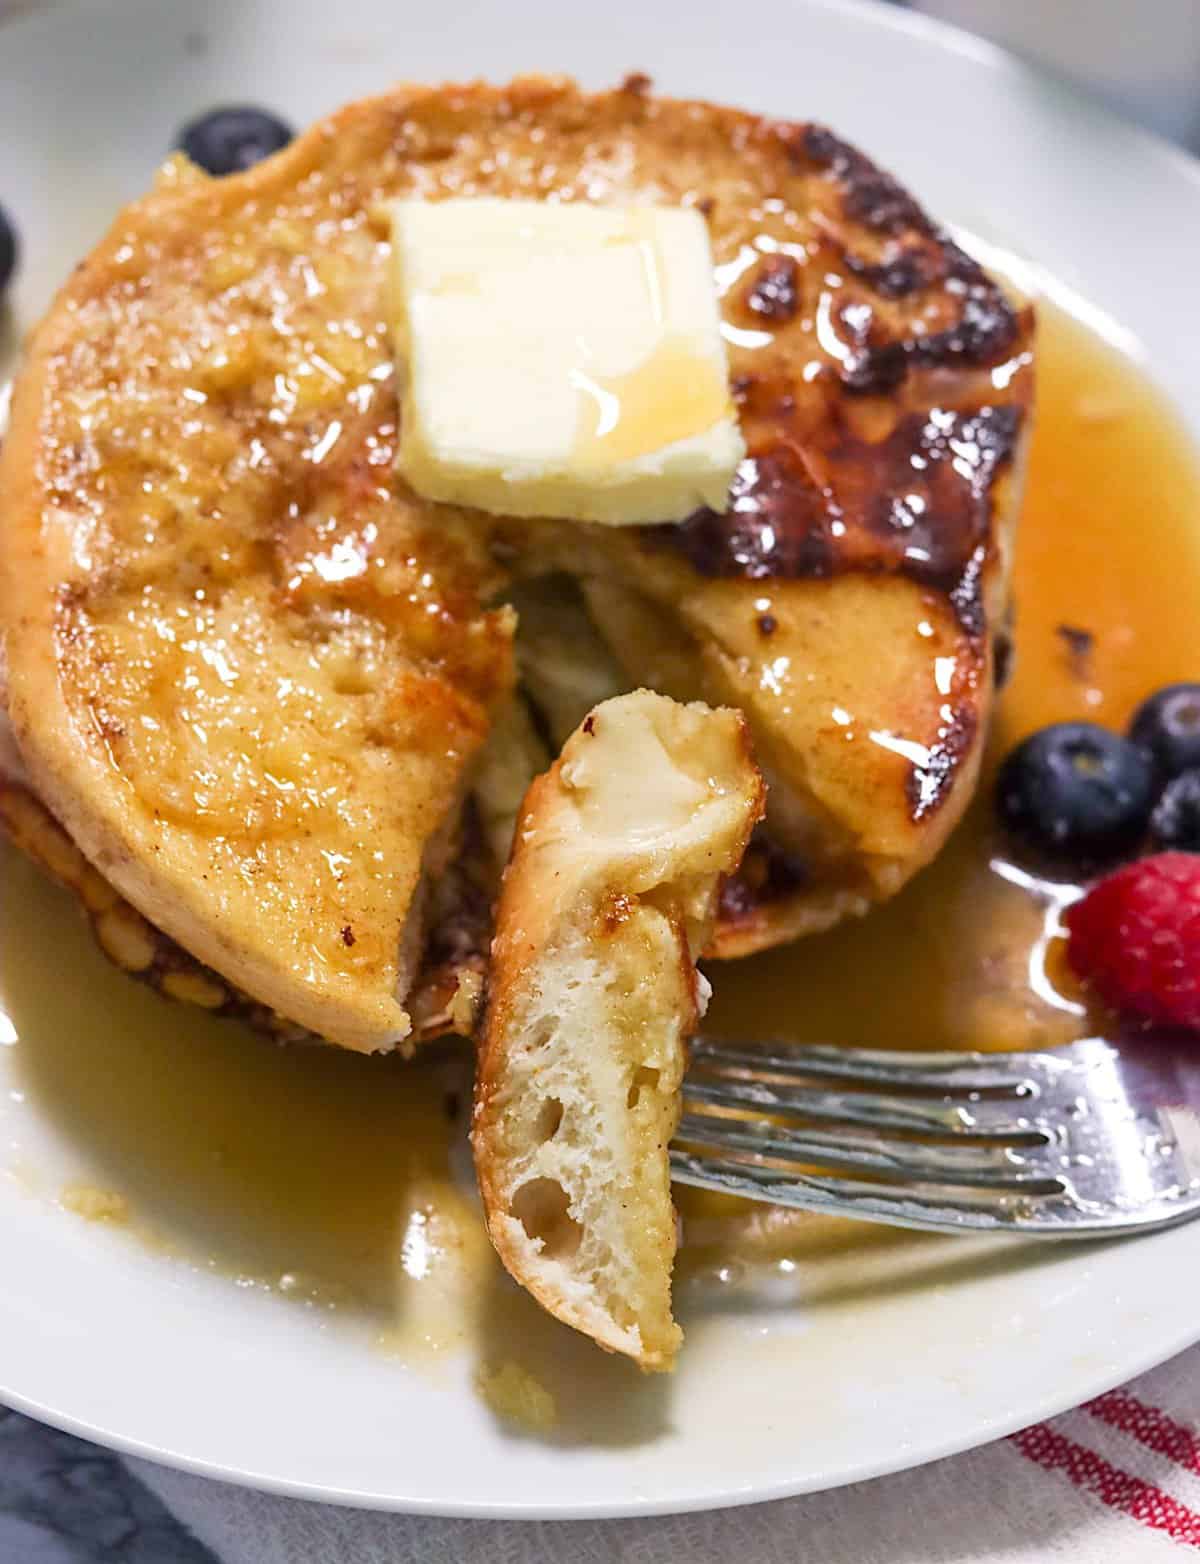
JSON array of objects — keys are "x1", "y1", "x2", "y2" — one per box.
[
  {"x1": 627, "y1": 1066, "x2": 660, "y2": 1109},
  {"x1": 534, "y1": 1097, "x2": 564, "y2": 1141},
  {"x1": 529, "y1": 1016, "x2": 558, "y2": 1051},
  {"x1": 510, "y1": 1177, "x2": 582, "y2": 1260}
]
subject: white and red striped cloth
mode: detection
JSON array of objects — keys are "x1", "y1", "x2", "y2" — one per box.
[{"x1": 128, "y1": 1346, "x2": 1200, "y2": 1563}]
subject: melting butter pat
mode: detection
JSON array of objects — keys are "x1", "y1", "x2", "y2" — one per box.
[{"x1": 389, "y1": 199, "x2": 744, "y2": 525}]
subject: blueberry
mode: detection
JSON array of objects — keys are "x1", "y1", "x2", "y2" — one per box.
[
  {"x1": 1150, "y1": 770, "x2": 1200, "y2": 852},
  {"x1": 0, "y1": 203, "x2": 16, "y2": 293},
  {"x1": 1129, "y1": 683, "x2": 1200, "y2": 783},
  {"x1": 177, "y1": 106, "x2": 293, "y2": 176},
  {"x1": 996, "y1": 721, "x2": 1156, "y2": 860}
]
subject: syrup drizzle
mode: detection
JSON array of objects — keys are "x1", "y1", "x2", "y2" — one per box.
[{"x1": 1, "y1": 292, "x2": 1199, "y2": 1352}]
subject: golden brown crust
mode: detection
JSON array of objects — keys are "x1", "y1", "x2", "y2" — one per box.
[
  {"x1": 0, "y1": 776, "x2": 486, "y2": 1048},
  {"x1": 355, "y1": 75, "x2": 1030, "y2": 947},
  {"x1": 473, "y1": 691, "x2": 764, "y2": 1368},
  {"x1": 0, "y1": 74, "x2": 1033, "y2": 1032},
  {"x1": 0, "y1": 86, "x2": 519, "y2": 1049}
]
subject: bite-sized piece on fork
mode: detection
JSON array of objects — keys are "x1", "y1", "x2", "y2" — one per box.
[{"x1": 473, "y1": 690, "x2": 764, "y2": 1370}]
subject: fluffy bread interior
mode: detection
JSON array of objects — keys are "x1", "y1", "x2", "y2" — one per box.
[{"x1": 472, "y1": 689, "x2": 764, "y2": 1369}]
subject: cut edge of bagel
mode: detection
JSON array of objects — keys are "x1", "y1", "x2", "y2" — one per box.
[{"x1": 472, "y1": 689, "x2": 764, "y2": 1369}]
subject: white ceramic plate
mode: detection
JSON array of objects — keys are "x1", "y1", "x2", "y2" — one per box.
[{"x1": 3, "y1": 0, "x2": 1200, "y2": 1520}]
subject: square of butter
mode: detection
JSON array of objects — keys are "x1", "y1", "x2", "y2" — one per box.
[{"x1": 389, "y1": 198, "x2": 744, "y2": 525}]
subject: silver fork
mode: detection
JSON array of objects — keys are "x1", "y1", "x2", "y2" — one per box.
[{"x1": 671, "y1": 1034, "x2": 1200, "y2": 1236}]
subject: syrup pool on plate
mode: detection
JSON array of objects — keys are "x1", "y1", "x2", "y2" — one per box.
[
  {"x1": 687, "y1": 293, "x2": 1200, "y2": 1281},
  {"x1": 2, "y1": 290, "x2": 1200, "y2": 1372}
]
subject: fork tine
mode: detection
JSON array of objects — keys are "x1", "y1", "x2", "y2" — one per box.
[
  {"x1": 682, "y1": 1076, "x2": 1050, "y2": 1144},
  {"x1": 669, "y1": 1149, "x2": 1198, "y2": 1237},
  {"x1": 689, "y1": 1038, "x2": 1037, "y2": 1095},
  {"x1": 674, "y1": 1035, "x2": 1200, "y2": 1236},
  {"x1": 675, "y1": 1111, "x2": 1065, "y2": 1191},
  {"x1": 670, "y1": 1148, "x2": 1044, "y2": 1232}
]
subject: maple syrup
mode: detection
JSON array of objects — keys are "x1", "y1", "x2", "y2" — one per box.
[
  {"x1": 1, "y1": 294, "x2": 1199, "y2": 1356},
  {"x1": 571, "y1": 209, "x2": 734, "y2": 471},
  {"x1": 571, "y1": 332, "x2": 731, "y2": 468},
  {"x1": 706, "y1": 299, "x2": 1200, "y2": 1056},
  {"x1": 683, "y1": 296, "x2": 1200, "y2": 1277}
]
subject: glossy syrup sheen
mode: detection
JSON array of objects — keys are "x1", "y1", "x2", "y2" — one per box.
[
  {"x1": 571, "y1": 333, "x2": 730, "y2": 467},
  {"x1": 571, "y1": 213, "x2": 731, "y2": 469},
  {"x1": 2, "y1": 295, "x2": 1200, "y2": 1376},
  {"x1": 704, "y1": 299, "x2": 1200, "y2": 1054}
]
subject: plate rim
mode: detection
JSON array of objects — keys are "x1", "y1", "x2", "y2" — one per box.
[
  {"x1": 3, "y1": 0, "x2": 1200, "y2": 1520},
  {"x1": 2, "y1": 1248, "x2": 1200, "y2": 1520}
]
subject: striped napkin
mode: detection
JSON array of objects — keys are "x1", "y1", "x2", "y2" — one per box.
[{"x1": 110, "y1": 1346, "x2": 1200, "y2": 1562}]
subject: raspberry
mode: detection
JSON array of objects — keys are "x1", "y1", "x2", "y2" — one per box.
[{"x1": 1066, "y1": 852, "x2": 1200, "y2": 1031}]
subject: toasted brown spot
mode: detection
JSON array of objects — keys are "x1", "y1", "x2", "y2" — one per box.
[
  {"x1": 665, "y1": 405, "x2": 1020, "y2": 626},
  {"x1": 842, "y1": 246, "x2": 936, "y2": 299},
  {"x1": 799, "y1": 123, "x2": 928, "y2": 235},
  {"x1": 906, "y1": 701, "x2": 978, "y2": 821},
  {"x1": 666, "y1": 450, "x2": 834, "y2": 581},
  {"x1": 745, "y1": 255, "x2": 799, "y2": 323},
  {"x1": 730, "y1": 373, "x2": 756, "y2": 405},
  {"x1": 718, "y1": 831, "x2": 808, "y2": 922},
  {"x1": 644, "y1": 105, "x2": 1030, "y2": 634},
  {"x1": 835, "y1": 255, "x2": 1022, "y2": 397}
]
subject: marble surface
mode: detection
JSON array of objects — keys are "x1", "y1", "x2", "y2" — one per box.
[{"x1": 0, "y1": 1409, "x2": 215, "y2": 1562}]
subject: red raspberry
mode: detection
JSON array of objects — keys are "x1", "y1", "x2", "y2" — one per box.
[{"x1": 1066, "y1": 852, "x2": 1200, "y2": 1031}]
